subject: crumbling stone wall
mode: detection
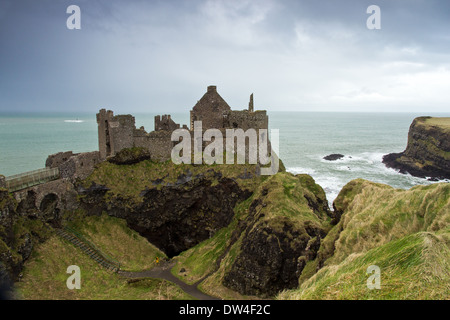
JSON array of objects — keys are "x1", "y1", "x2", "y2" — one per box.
[
  {"x1": 96, "y1": 86, "x2": 269, "y2": 164},
  {"x1": 155, "y1": 115, "x2": 180, "y2": 131},
  {"x1": 97, "y1": 109, "x2": 135, "y2": 160},
  {"x1": 46, "y1": 151, "x2": 101, "y2": 181},
  {"x1": 45, "y1": 151, "x2": 75, "y2": 168},
  {"x1": 58, "y1": 151, "x2": 101, "y2": 181},
  {"x1": 223, "y1": 110, "x2": 268, "y2": 131},
  {"x1": 133, "y1": 130, "x2": 174, "y2": 162}
]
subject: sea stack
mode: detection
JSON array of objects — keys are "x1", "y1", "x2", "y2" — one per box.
[{"x1": 382, "y1": 116, "x2": 450, "y2": 180}]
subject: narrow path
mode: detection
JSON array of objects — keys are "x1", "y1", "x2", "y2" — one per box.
[
  {"x1": 118, "y1": 261, "x2": 221, "y2": 300},
  {"x1": 56, "y1": 227, "x2": 218, "y2": 300}
]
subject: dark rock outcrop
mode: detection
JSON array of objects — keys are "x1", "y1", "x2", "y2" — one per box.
[
  {"x1": 383, "y1": 117, "x2": 450, "y2": 179},
  {"x1": 221, "y1": 173, "x2": 330, "y2": 298},
  {"x1": 323, "y1": 154, "x2": 344, "y2": 161},
  {"x1": 78, "y1": 173, "x2": 251, "y2": 257},
  {"x1": 108, "y1": 147, "x2": 151, "y2": 165},
  {"x1": 0, "y1": 189, "x2": 44, "y2": 282},
  {"x1": 223, "y1": 216, "x2": 325, "y2": 297}
]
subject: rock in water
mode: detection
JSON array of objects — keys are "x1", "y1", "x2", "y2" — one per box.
[
  {"x1": 323, "y1": 154, "x2": 344, "y2": 161},
  {"x1": 382, "y1": 117, "x2": 450, "y2": 180}
]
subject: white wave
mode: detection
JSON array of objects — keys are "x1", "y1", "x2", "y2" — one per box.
[
  {"x1": 286, "y1": 166, "x2": 316, "y2": 175},
  {"x1": 64, "y1": 119, "x2": 84, "y2": 123}
]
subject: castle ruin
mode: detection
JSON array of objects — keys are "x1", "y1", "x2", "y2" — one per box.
[{"x1": 97, "y1": 86, "x2": 269, "y2": 162}]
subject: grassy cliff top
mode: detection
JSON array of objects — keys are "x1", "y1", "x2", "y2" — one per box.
[
  {"x1": 417, "y1": 116, "x2": 450, "y2": 133},
  {"x1": 82, "y1": 158, "x2": 282, "y2": 203}
]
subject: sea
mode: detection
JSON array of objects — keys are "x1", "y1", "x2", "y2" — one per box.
[{"x1": 1, "y1": 111, "x2": 449, "y2": 206}]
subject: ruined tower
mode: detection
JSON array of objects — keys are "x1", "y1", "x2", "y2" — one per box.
[
  {"x1": 249, "y1": 93, "x2": 254, "y2": 112},
  {"x1": 96, "y1": 109, "x2": 136, "y2": 160},
  {"x1": 190, "y1": 85, "x2": 231, "y2": 131}
]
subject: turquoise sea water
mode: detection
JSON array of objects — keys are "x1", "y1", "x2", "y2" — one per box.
[{"x1": 1, "y1": 111, "x2": 449, "y2": 205}]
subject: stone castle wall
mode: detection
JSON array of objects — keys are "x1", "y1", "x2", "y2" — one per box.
[
  {"x1": 45, "y1": 151, "x2": 101, "y2": 181},
  {"x1": 58, "y1": 151, "x2": 101, "y2": 181},
  {"x1": 155, "y1": 115, "x2": 180, "y2": 131},
  {"x1": 223, "y1": 110, "x2": 268, "y2": 131},
  {"x1": 96, "y1": 86, "x2": 269, "y2": 163},
  {"x1": 46, "y1": 151, "x2": 75, "y2": 169},
  {"x1": 97, "y1": 109, "x2": 135, "y2": 160}
]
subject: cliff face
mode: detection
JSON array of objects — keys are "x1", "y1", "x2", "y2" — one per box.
[
  {"x1": 77, "y1": 156, "x2": 331, "y2": 297},
  {"x1": 173, "y1": 172, "x2": 332, "y2": 298},
  {"x1": 79, "y1": 173, "x2": 251, "y2": 257},
  {"x1": 383, "y1": 116, "x2": 450, "y2": 179}
]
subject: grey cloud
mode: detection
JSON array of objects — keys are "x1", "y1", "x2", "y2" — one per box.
[{"x1": 0, "y1": 0, "x2": 449, "y2": 113}]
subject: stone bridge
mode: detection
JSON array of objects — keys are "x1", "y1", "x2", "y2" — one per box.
[
  {"x1": 3, "y1": 167, "x2": 61, "y2": 192},
  {"x1": 0, "y1": 151, "x2": 100, "y2": 223},
  {"x1": 1, "y1": 168, "x2": 79, "y2": 224}
]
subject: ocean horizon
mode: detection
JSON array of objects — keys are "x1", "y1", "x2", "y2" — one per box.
[{"x1": 1, "y1": 111, "x2": 449, "y2": 205}]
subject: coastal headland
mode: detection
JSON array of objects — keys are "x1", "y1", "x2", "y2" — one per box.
[
  {"x1": 383, "y1": 116, "x2": 450, "y2": 180},
  {"x1": 1, "y1": 90, "x2": 449, "y2": 300}
]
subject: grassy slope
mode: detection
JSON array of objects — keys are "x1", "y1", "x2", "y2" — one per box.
[
  {"x1": 15, "y1": 214, "x2": 191, "y2": 300},
  {"x1": 278, "y1": 179, "x2": 450, "y2": 300},
  {"x1": 278, "y1": 230, "x2": 450, "y2": 300},
  {"x1": 66, "y1": 213, "x2": 167, "y2": 271},
  {"x1": 172, "y1": 171, "x2": 331, "y2": 299}
]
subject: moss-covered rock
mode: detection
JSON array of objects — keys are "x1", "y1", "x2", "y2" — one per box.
[
  {"x1": 172, "y1": 172, "x2": 331, "y2": 298},
  {"x1": 0, "y1": 189, "x2": 53, "y2": 283},
  {"x1": 79, "y1": 165, "x2": 253, "y2": 257},
  {"x1": 108, "y1": 147, "x2": 151, "y2": 165}
]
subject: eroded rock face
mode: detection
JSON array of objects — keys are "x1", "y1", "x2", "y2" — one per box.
[
  {"x1": 79, "y1": 175, "x2": 251, "y2": 257},
  {"x1": 383, "y1": 117, "x2": 450, "y2": 179},
  {"x1": 220, "y1": 173, "x2": 330, "y2": 298},
  {"x1": 223, "y1": 216, "x2": 325, "y2": 297}
]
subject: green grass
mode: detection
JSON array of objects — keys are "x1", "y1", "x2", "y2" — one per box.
[
  {"x1": 421, "y1": 117, "x2": 450, "y2": 133},
  {"x1": 327, "y1": 180, "x2": 449, "y2": 266},
  {"x1": 83, "y1": 159, "x2": 267, "y2": 204},
  {"x1": 15, "y1": 213, "x2": 191, "y2": 300},
  {"x1": 15, "y1": 235, "x2": 192, "y2": 300},
  {"x1": 66, "y1": 213, "x2": 166, "y2": 271},
  {"x1": 278, "y1": 230, "x2": 450, "y2": 300},
  {"x1": 278, "y1": 179, "x2": 450, "y2": 300}
]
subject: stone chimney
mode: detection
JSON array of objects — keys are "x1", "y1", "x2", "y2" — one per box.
[
  {"x1": 207, "y1": 85, "x2": 217, "y2": 93},
  {"x1": 249, "y1": 93, "x2": 254, "y2": 112}
]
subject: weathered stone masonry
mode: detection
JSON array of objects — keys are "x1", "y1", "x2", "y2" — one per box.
[{"x1": 97, "y1": 85, "x2": 269, "y2": 162}]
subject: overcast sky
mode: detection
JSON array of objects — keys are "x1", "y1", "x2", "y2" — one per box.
[{"x1": 0, "y1": 0, "x2": 449, "y2": 113}]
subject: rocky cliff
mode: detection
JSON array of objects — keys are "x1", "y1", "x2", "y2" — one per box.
[
  {"x1": 5, "y1": 145, "x2": 450, "y2": 300},
  {"x1": 383, "y1": 116, "x2": 450, "y2": 180},
  {"x1": 78, "y1": 172, "x2": 251, "y2": 257}
]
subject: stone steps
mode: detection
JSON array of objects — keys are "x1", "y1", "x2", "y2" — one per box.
[{"x1": 55, "y1": 227, "x2": 120, "y2": 272}]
